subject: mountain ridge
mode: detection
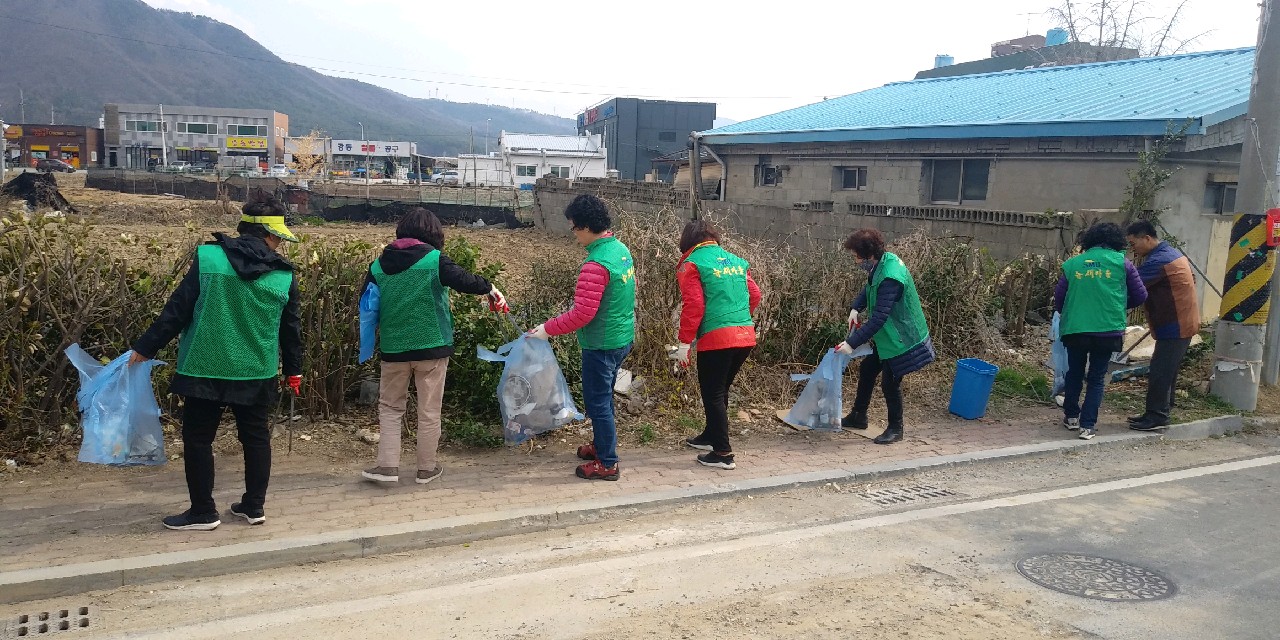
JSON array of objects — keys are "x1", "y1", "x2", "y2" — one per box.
[{"x1": 0, "y1": 0, "x2": 576, "y2": 155}]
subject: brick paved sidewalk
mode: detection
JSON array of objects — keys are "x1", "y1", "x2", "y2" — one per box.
[{"x1": 1, "y1": 406, "x2": 1084, "y2": 573}]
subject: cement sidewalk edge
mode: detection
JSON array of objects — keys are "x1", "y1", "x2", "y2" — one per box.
[{"x1": 0, "y1": 417, "x2": 1238, "y2": 604}]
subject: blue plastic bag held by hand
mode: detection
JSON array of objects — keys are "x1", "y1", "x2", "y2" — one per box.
[
  {"x1": 65, "y1": 344, "x2": 166, "y2": 466},
  {"x1": 1049, "y1": 312, "x2": 1068, "y2": 397},
  {"x1": 358, "y1": 282, "x2": 380, "y2": 364},
  {"x1": 780, "y1": 347, "x2": 859, "y2": 432},
  {"x1": 478, "y1": 336, "x2": 584, "y2": 445}
]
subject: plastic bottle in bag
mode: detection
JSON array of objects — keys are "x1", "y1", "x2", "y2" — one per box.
[
  {"x1": 780, "y1": 347, "x2": 863, "y2": 432},
  {"x1": 65, "y1": 344, "x2": 167, "y2": 466},
  {"x1": 479, "y1": 336, "x2": 584, "y2": 445}
]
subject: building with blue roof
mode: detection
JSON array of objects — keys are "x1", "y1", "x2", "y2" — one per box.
[{"x1": 696, "y1": 47, "x2": 1257, "y2": 318}]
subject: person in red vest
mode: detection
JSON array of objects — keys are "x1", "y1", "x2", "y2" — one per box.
[{"x1": 672, "y1": 220, "x2": 761, "y2": 470}]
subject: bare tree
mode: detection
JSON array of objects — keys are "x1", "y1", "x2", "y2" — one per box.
[
  {"x1": 1047, "y1": 0, "x2": 1211, "y2": 60},
  {"x1": 288, "y1": 129, "x2": 328, "y2": 179}
]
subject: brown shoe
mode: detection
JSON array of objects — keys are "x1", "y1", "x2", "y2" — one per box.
[
  {"x1": 361, "y1": 466, "x2": 399, "y2": 483},
  {"x1": 415, "y1": 465, "x2": 444, "y2": 485}
]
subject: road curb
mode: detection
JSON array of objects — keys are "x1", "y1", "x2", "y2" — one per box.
[
  {"x1": 0, "y1": 429, "x2": 1184, "y2": 604},
  {"x1": 1164, "y1": 414, "x2": 1244, "y2": 441}
]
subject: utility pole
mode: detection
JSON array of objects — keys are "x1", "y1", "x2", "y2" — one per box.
[
  {"x1": 1, "y1": 116, "x2": 7, "y2": 181},
  {"x1": 158, "y1": 104, "x2": 168, "y2": 167},
  {"x1": 1212, "y1": 0, "x2": 1279, "y2": 407},
  {"x1": 358, "y1": 121, "x2": 369, "y2": 201},
  {"x1": 19, "y1": 89, "x2": 25, "y2": 123},
  {"x1": 688, "y1": 133, "x2": 703, "y2": 219},
  {"x1": 1247, "y1": 0, "x2": 1280, "y2": 386}
]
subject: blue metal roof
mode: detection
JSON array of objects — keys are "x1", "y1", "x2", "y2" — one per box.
[{"x1": 701, "y1": 47, "x2": 1255, "y2": 145}]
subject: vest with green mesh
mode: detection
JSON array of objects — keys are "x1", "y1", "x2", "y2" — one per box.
[
  {"x1": 176, "y1": 244, "x2": 292, "y2": 380},
  {"x1": 371, "y1": 250, "x2": 454, "y2": 354},
  {"x1": 683, "y1": 243, "x2": 752, "y2": 338},
  {"x1": 577, "y1": 236, "x2": 636, "y2": 351},
  {"x1": 866, "y1": 252, "x2": 930, "y2": 361},
  {"x1": 1060, "y1": 247, "x2": 1128, "y2": 336}
]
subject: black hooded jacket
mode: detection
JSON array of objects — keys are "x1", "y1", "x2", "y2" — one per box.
[
  {"x1": 362, "y1": 239, "x2": 492, "y2": 362},
  {"x1": 134, "y1": 233, "x2": 303, "y2": 406}
]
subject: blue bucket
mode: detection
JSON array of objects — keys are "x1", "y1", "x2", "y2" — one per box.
[{"x1": 948, "y1": 358, "x2": 999, "y2": 420}]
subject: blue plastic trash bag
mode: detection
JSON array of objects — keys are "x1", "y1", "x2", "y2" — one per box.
[
  {"x1": 1049, "y1": 312, "x2": 1068, "y2": 396},
  {"x1": 65, "y1": 344, "x2": 166, "y2": 466},
  {"x1": 358, "y1": 282, "x2": 380, "y2": 364},
  {"x1": 780, "y1": 346, "x2": 865, "y2": 432},
  {"x1": 478, "y1": 336, "x2": 583, "y2": 445}
]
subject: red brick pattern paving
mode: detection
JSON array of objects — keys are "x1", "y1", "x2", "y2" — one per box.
[{"x1": 1, "y1": 407, "x2": 1084, "y2": 572}]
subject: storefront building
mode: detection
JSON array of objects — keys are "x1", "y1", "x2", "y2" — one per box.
[
  {"x1": 2, "y1": 124, "x2": 104, "y2": 169},
  {"x1": 103, "y1": 103, "x2": 288, "y2": 169},
  {"x1": 330, "y1": 140, "x2": 418, "y2": 179}
]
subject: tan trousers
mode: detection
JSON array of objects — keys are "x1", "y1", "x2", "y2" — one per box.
[{"x1": 376, "y1": 358, "x2": 448, "y2": 470}]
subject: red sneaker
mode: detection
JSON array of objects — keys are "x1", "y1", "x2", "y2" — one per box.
[
  {"x1": 576, "y1": 444, "x2": 596, "y2": 460},
  {"x1": 575, "y1": 459, "x2": 619, "y2": 481}
]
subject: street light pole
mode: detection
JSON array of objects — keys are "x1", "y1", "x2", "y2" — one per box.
[
  {"x1": 485, "y1": 118, "x2": 490, "y2": 156},
  {"x1": 358, "y1": 121, "x2": 369, "y2": 201}
]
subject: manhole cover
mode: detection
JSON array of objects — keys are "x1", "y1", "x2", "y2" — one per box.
[
  {"x1": 6, "y1": 607, "x2": 92, "y2": 637},
  {"x1": 859, "y1": 484, "x2": 959, "y2": 506},
  {"x1": 1016, "y1": 554, "x2": 1176, "y2": 601}
]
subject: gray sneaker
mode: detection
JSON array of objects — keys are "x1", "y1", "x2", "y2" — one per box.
[
  {"x1": 1078, "y1": 427, "x2": 1097, "y2": 440},
  {"x1": 1062, "y1": 417, "x2": 1080, "y2": 431},
  {"x1": 361, "y1": 466, "x2": 399, "y2": 483},
  {"x1": 416, "y1": 465, "x2": 444, "y2": 485}
]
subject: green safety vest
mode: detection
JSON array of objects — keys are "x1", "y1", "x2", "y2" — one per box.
[
  {"x1": 577, "y1": 236, "x2": 636, "y2": 351},
  {"x1": 176, "y1": 244, "x2": 293, "y2": 380},
  {"x1": 371, "y1": 250, "x2": 454, "y2": 354},
  {"x1": 866, "y1": 252, "x2": 930, "y2": 361},
  {"x1": 683, "y1": 243, "x2": 752, "y2": 337},
  {"x1": 1060, "y1": 247, "x2": 1128, "y2": 336}
]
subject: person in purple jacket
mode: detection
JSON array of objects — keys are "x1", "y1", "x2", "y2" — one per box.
[{"x1": 1054, "y1": 222, "x2": 1148, "y2": 440}]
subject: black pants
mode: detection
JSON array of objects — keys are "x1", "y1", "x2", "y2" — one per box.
[
  {"x1": 181, "y1": 396, "x2": 272, "y2": 515},
  {"x1": 696, "y1": 347, "x2": 753, "y2": 454},
  {"x1": 1146, "y1": 337, "x2": 1192, "y2": 420},
  {"x1": 851, "y1": 351, "x2": 904, "y2": 428}
]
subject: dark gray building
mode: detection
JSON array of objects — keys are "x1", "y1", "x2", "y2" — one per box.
[{"x1": 577, "y1": 98, "x2": 715, "y2": 181}]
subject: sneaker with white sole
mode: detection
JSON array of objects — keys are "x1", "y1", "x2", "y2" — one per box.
[
  {"x1": 416, "y1": 465, "x2": 443, "y2": 485},
  {"x1": 1078, "y1": 427, "x2": 1097, "y2": 440},
  {"x1": 697, "y1": 452, "x2": 736, "y2": 470},
  {"x1": 162, "y1": 509, "x2": 221, "y2": 531},
  {"x1": 1062, "y1": 417, "x2": 1080, "y2": 431},
  {"x1": 685, "y1": 436, "x2": 713, "y2": 451},
  {"x1": 361, "y1": 466, "x2": 399, "y2": 483},
  {"x1": 229, "y1": 502, "x2": 266, "y2": 525}
]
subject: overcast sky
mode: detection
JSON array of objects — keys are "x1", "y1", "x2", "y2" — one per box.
[{"x1": 142, "y1": 0, "x2": 1263, "y2": 124}]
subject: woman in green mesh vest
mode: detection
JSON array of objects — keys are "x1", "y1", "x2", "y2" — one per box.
[
  {"x1": 361, "y1": 208, "x2": 507, "y2": 486},
  {"x1": 528, "y1": 195, "x2": 636, "y2": 481}
]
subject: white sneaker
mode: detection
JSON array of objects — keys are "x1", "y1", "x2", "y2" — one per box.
[
  {"x1": 1078, "y1": 427, "x2": 1097, "y2": 440},
  {"x1": 1062, "y1": 417, "x2": 1080, "y2": 431}
]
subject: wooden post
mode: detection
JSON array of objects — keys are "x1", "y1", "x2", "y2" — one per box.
[{"x1": 689, "y1": 134, "x2": 703, "y2": 219}]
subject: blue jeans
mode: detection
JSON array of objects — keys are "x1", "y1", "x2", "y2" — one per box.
[
  {"x1": 1062, "y1": 335, "x2": 1121, "y2": 429},
  {"x1": 581, "y1": 344, "x2": 632, "y2": 468}
]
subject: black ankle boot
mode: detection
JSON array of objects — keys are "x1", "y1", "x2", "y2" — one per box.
[
  {"x1": 874, "y1": 424, "x2": 903, "y2": 444},
  {"x1": 841, "y1": 410, "x2": 869, "y2": 430}
]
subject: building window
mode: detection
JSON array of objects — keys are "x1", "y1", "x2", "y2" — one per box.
[
  {"x1": 756, "y1": 154, "x2": 781, "y2": 187},
  {"x1": 928, "y1": 159, "x2": 990, "y2": 204},
  {"x1": 230, "y1": 124, "x2": 267, "y2": 137},
  {"x1": 125, "y1": 120, "x2": 164, "y2": 132},
  {"x1": 516, "y1": 165, "x2": 538, "y2": 177},
  {"x1": 1204, "y1": 182, "x2": 1237, "y2": 214},
  {"x1": 658, "y1": 131, "x2": 677, "y2": 142},
  {"x1": 178, "y1": 122, "x2": 218, "y2": 135},
  {"x1": 549, "y1": 165, "x2": 571, "y2": 179},
  {"x1": 836, "y1": 166, "x2": 868, "y2": 190}
]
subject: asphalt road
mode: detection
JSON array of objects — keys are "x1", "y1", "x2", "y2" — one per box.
[{"x1": 4, "y1": 436, "x2": 1278, "y2": 639}]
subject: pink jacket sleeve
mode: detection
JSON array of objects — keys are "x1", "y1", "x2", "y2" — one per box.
[{"x1": 545, "y1": 261, "x2": 609, "y2": 336}]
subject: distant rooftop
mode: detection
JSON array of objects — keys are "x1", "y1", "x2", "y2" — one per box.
[
  {"x1": 500, "y1": 132, "x2": 602, "y2": 154},
  {"x1": 700, "y1": 47, "x2": 1254, "y2": 145}
]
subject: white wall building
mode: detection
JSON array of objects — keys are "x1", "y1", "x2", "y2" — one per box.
[
  {"x1": 498, "y1": 132, "x2": 607, "y2": 188},
  {"x1": 457, "y1": 154, "x2": 508, "y2": 186}
]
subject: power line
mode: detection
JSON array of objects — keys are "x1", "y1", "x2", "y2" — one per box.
[{"x1": 0, "y1": 14, "x2": 836, "y2": 102}]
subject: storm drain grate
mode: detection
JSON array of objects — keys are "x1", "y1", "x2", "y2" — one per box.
[
  {"x1": 859, "y1": 484, "x2": 959, "y2": 506},
  {"x1": 6, "y1": 607, "x2": 91, "y2": 638}
]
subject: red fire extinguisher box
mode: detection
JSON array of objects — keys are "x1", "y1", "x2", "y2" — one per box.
[{"x1": 1268, "y1": 209, "x2": 1280, "y2": 248}]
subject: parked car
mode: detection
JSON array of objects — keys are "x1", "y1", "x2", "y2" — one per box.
[
  {"x1": 156, "y1": 161, "x2": 192, "y2": 174},
  {"x1": 35, "y1": 158, "x2": 76, "y2": 173},
  {"x1": 267, "y1": 164, "x2": 289, "y2": 178},
  {"x1": 434, "y1": 171, "x2": 460, "y2": 185}
]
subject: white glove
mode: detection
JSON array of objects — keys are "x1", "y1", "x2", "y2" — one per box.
[
  {"x1": 847, "y1": 308, "x2": 860, "y2": 330},
  {"x1": 834, "y1": 341, "x2": 854, "y2": 356},
  {"x1": 485, "y1": 286, "x2": 509, "y2": 313},
  {"x1": 527, "y1": 323, "x2": 550, "y2": 340},
  {"x1": 669, "y1": 343, "x2": 692, "y2": 368}
]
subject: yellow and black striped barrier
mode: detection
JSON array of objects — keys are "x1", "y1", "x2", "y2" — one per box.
[{"x1": 1220, "y1": 213, "x2": 1277, "y2": 325}]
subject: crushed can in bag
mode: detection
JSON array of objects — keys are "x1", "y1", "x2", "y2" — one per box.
[
  {"x1": 778, "y1": 344, "x2": 869, "y2": 432},
  {"x1": 65, "y1": 343, "x2": 167, "y2": 466},
  {"x1": 478, "y1": 336, "x2": 583, "y2": 445}
]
